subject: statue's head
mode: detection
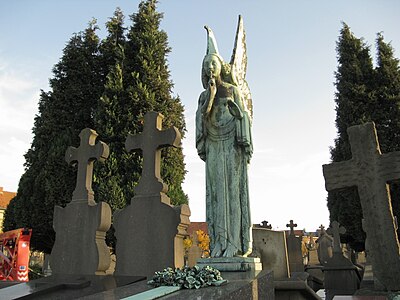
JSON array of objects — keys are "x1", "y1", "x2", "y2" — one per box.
[{"x1": 202, "y1": 26, "x2": 233, "y2": 89}]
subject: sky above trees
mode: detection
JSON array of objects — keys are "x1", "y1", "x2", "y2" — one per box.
[{"x1": 0, "y1": 1, "x2": 399, "y2": 231}]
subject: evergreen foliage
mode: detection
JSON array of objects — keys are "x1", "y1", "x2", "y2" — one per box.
[
  {"x1": 3, "y1": 0, "x2": 187, "y2": 253},
  {"x1": 328, "y1": 23, "x2": 400, "y2": 251}
]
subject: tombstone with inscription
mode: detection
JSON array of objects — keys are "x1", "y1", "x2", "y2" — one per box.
[
  {"x1": 323, "y1": 221, "x2": 362, "y2": 300},
  {"x1": 114, "y1": 111, "x2": 191, "y2": 278},
  {"x1": 285, "y1": 220, "x2": 304, "y2": 273},
  {"x1": 51, "y1": 128, "x2": 111, "y2": 275},
  {"x1": 323, "y1": 122, "x2": 400, "y2": 291}
]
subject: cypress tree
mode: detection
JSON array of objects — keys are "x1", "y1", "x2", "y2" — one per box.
[
  {"x1": 328, "y1": 23, "x2": 374, "y2": 251},
  {"x1": 95, "y1": 1, "x2": 188, "y2": 211},
  {"x1": 4, "y1": 1, "x2": 188, "y2": 253},
  {"x1": 125, "y1": 0, "x2": 188, "y2": 205},
  {"x1": 328, "y1": 24, "x2": 400, "y2": 250},
  {"x1": 372, "y1": 33, "x2": 400, "y2": 233},
  {"x1": 3, "y1": 21, "x2": 103, "y2": 253}
]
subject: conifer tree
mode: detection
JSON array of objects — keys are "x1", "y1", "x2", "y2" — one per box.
[
  {"x1": 328, "y1": 23, "x2": 374, "y2": 251},
  {"x1": 372, "y1": 34, "x2": 400, "y2": 230},
  {"x1": 3, "y1": 22, "x2": 103, "y2": 253},
  {"x1": 4, "y1": 2, "x2": 188, "y2": 253},
  {"x1": 95, "y1": 0, "x2": 188, "y2": 207},
  {"x1": 125, "y1": 0, "x2": 187, "y2": 205},
  {"x1": 328, "y1": 24, "x2": 400, "y2": 250}
]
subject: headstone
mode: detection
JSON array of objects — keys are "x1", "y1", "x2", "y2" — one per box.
[
  {"x1": 252, "y1": 227, "x2": 290, "y2": 279},
  {"x1": 323, "y1": 221, "x2": 362, "y2": 300},
  {"x1": 114, "y1": 111, "x2": 190, "y2": 278},
  {"x1": 323, "y1": 122, "x2": 400, "y2": 291},
  {"x1": 285, "y1": 219, "x2": 304, "y2": 273},
  {"x1": 316, "y1": 225, "x2": 333, "y2": 265},
  {"x1": 51, "y1": 128, "x2": 112, "y2": 275},
  {"x1": 187, "y1": 234, "x2": 203, "y2": 267},
  {"x1": 326, "y1": 220, "x2": 346, "y2": 256},
  {"x1": 305, "y1": 233, "x2": 319, "y2": 265}
]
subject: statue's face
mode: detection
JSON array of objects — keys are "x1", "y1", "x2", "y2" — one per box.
[{"x1": 203, "y1": 55, "x2": 221, "y2": 79}]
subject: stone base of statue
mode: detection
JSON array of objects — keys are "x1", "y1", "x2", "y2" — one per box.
[{"x1": 196, "y1": 257, "x2": 262, "y2": 272}]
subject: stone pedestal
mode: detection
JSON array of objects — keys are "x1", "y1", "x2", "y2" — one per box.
[{"x1": 196, "y1": 257, "x2": 262, "y2": 272}]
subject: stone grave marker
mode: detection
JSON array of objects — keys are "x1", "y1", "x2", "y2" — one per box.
[
  {"x1": 305, "y1": 233, "x2": 319, "y2": 265},
  {"x1": 252, "y1": 227, "x2": 290, "y2": 279},
  {"x1": 326, "y1": 220, "x2": 345, "y2": 256},
  {"x1": 316, "y1": 224, "x2": 333, "y2": 265},
  {"x1": 323, "y1": 221, "x2": 361, "y2": 300},
  {"x1": 187, "y1": 233, "x2": 203, "y2": 267},
  {"x1": 114, "y1": 111, "x2": 190, "y2": 278},
  {"x1": 323, "y1": 122, "x2": 400, "y2": 291},
  {"x1": 51, "y1": 128, "x2": 112, "y2": 275},
  {"x1": 285, "y1": 219, "x2": 304, "y2": 273}
]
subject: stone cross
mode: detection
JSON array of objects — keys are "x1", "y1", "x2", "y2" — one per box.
[
  {"x1": 260, "y1": 221, "x2": 272, "y2": 229},
  {"x1": 286, "y1": 220, "x2": 297, "y2": 236},
  {"x1": 65, "y1": 128, "x2": 109, "y2": 204},
  {"x1": 323, "y1": 122, "x2": 400, "y2": 290},
  {"x1": 125, "y1": 111, "x2": 181, "y2": 202},
  {"x1": 327, "y1": 221, "x2": 346, "y2": 255}
]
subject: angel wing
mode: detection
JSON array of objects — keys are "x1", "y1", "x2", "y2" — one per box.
[{"x1": 230, "y1": 15, "x2": 253, "y2": 122}]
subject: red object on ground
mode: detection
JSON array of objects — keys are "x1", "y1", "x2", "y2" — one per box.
[{"x1": 0, "y1": 228, "x2": 32, "y2": 281}]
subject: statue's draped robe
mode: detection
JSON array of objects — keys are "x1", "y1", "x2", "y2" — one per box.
[{"x1": 196, "y1": 86, "x2": 252, "y2": 256}]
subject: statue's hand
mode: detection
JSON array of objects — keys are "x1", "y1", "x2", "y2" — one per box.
[{"x1": 204, "y1": 78, "x2": 216, "y2": 115}]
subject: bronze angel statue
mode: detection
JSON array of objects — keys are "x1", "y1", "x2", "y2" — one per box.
[{"x1": 196, "y1": 16, "x2": 253, "y2": 257}]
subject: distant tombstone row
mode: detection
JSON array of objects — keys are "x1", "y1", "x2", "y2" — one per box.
[{"x1": 50, "y1": 111, "x2": 190, "y2": 278}]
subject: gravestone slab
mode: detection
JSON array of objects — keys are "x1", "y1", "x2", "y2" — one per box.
[
  {"x1": 306, "y1": 233, "x2": 319, "y2": 265},
  {"x1": 323, "y1": 122, "x2": 400, "y2": 291},
  {"x1": 187, "y1": 234, "x2": 203, "y2": 267},
  {"x1": 252, "y1": 227, "x2": 290, "y2": 279},
  {"x1": 317, "y1": 225, "x2": 333, "y2": 265},
  {"x1": 114, "y1": 112, "x2": 190, "y2": 278},
  {"x1": 51, "y1": 128, "x2": 111, "y2": 275},
  {"x1": 323, "y1": 221, "x2": 361, "y2": 300},
  {"x1": 286, "y1": 220, "x2": 304, "y2": 273}
]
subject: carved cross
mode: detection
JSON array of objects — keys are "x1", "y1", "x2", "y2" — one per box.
[
  {"x1": 323, "y1": 122, "x2": 400, "y2": 289},
  {"x1": 125, "y1": 111, "x2": 181, "y2": 199},
  {"x1": 260, "y1": 221, "x2": 272, "y2": 229},
  {"x1": 327, "y1": 221, "x2": 346, "y2": 255},
  {"x1": 286, "y1": 220, "x2": 297, "y2": 236},
  {"x1": 65, "y1": 128, "x2": 109, "y2": 205}
]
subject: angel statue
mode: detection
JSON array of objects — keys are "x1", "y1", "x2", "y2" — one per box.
[{"x1": 196, "y1": 16, "x2": 253, "y2": 258}]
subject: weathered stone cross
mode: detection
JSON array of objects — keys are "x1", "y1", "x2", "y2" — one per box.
[
  {"x1": 125, "y1": 111, "x2": 181, "y2": 202},
  {"x1": 323, "y1": 122, "x2": 400, "y2": 290},
  {"x1": 286, "y1": 220, "x2": 297, "y2": 236},
  {"x1": 65, "y1": 128, "x2": 109, "y2": 205},
  {"x1": 327, "y1": 221, "x2": 345, "y2": 255},
  {"x1": 260, "y1": 221, "x2": 272, "y2": 229}
]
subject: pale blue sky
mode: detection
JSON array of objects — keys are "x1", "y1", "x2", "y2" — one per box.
[{"x1": 1, "y1": 1, "x2": 399, "y2": 231}]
